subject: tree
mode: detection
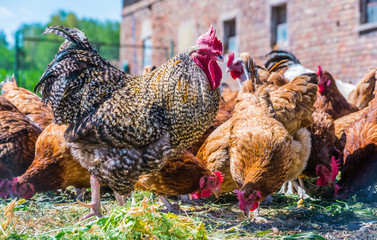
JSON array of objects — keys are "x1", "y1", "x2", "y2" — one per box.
[{"x1": 9, "y1": 10, "x2": 120, "y2": 91}]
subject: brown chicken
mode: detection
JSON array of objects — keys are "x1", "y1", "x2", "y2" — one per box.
[
  {"x1": 347, "y1": 67, "x2": 377, "y2": 110},
  {"x1": 0, "y1": 96, "x2": 42, "y2": 183},
  {"x1": 300, "y1": 110, "x2": 340, "y2": 188},
  {"x1": 1, "y1": 76, "x2": 53, "y2": 129},
  {"x1": 196, "y1": 119, "x2": 237, "y2": 193},
  {"x1": 315, "y1": 66, "x2": 358, "y2": 120},
  {"x1": 336, "y1": 98, "x2": 377, "y2": 199},
  {"x1": 230, "y1": 76, "x2": 317, "y2": 217},
  {"x1": 36, "y1": 26, "x2": 223, "y2": 218},
  {"x1": 0, "y1": 123, "x2": 90, "y2": 200},
  {"x1": 135, "y1": 150, "x2": 223, "y2": 211},
  {"x1": 197, "y1": 52, "x2": 294, "y2": 195}
]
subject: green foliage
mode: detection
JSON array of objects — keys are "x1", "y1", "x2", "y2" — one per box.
[{"x1": 0, "y1": 10, "x2": 120, "y2": 92}]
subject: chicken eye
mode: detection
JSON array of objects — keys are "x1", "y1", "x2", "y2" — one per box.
[{"x1": 199, "y1": 50, "x2": 206, "y2": 54}]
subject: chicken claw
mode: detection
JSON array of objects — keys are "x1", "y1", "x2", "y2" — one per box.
[{"x1": 78, "y1": 175, "x2": 103, "y2": 219}]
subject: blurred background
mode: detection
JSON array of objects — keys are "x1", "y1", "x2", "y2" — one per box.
[
  {"x1": 2, "y1": 0, "x2": 377, "y2": 91},
  {"x1": 0, "y1": 0, "x2": 122, "y2": 91}
]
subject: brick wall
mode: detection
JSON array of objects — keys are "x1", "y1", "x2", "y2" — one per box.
[{"x1": 120, "y1": 0, "x2": 377, "y2": 85}]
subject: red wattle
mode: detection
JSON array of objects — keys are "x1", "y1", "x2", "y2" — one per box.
[
  {"x1": 208, "y1": 60, "x2": 222, "y2": 89},
  {"x1": 200, "y1": 190, "x2": 212, "y2": 198}
]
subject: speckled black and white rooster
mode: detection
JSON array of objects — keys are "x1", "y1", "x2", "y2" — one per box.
[{"x1": 35, "y1": 26, "x2": 224, "y2": 218}]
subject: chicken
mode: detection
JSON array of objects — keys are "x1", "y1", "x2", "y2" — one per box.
[
  {"x1": 35, "y1": 26, "x2": 223, "y2": 218},
  {"x1": 264, "y1": 50, "x2": 356, "y2": 98},
  {"x1": 300, "y1": 110, "x2": 340, "y2": 188},
  {"x1": 196, "y1": 52, "x2": 295, "y2": 195},
  {"x1": 227, "y1": 51, "x2": 286, "y2": 91},
  {"x1": 315, "y1": 66, "x2": 359, "y2": 120},
  {"x1": 196, "y1": 119, "x2": 237, "y2": 193},
  {"x1": 347, "y1": 67, "x2": 377, "y2": 110},
  {"x1": 230, "y1": 76, "x2": 317, "y2": 217},
  {"x1": 0, "y1": 123, "x2": 90, "y2": 200},
  {"x1": 334, "y1": 107, "x2": 369, "y2": 152},
  {"x1": 336, "y1": 98, "x2": 377, "y2": 199},
  {"x1": 0, "y1": 96, "x2": 42, "y2": 182},
  {"x1": 1, "y1": 75, "x2": 53, "y2": 130},
  {"x1": 135, "y1": 150, "x2": 223, "y2": 211}
]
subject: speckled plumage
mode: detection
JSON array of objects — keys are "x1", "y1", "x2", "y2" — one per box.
[{"x1": 36, "y1": 26, "x2": 221, "y2": 196}]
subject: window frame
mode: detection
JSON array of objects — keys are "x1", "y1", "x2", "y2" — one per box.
[
  {"x1": 223, "y1": 18, "x2": 237, "y2": 53},
  {"x1": 358, "y1": 0, "x2": 377, "y2": 33},
  {"x1": 271, "y1": 3, "x2": 288, "y2": 48}
]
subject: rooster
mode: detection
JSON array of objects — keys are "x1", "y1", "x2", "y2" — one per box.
[
  {"x1": 35, "y1": 26, "x2": 224, "y2": 218},
  {"x1": 0, "y1": 123, "x2": 90, "y2": 200},
  {"x1": 315, "y1": 66, "x2": 359, "y2": 120},
  {"x1": 1, "y1": 75, "x2": 53, "y2": 130},
  {"x1": 135, "y1": 150, "x2": 223, "y2": 212},
  {"x1": 0, "y1": 96, "x2": 42, "y2": 184}
]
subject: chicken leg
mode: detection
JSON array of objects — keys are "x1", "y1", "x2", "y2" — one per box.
[
  {"x1": 77, "y1": 175, "x2": 102, "y2": 219},
  {"x1": 159, "y1": 195, "x2": 180, "y2": 213}
]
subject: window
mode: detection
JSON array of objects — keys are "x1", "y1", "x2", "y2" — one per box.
[
  {"x1": 142, "y1": 37, "x2": 152, "y2": 68},
  {"x1": 361, "y1": 0, "x2": 377, "y2": 23},
  {"x1": 123, "y1": 0, "x2": 140, "y2": 7},
  {"x1": 271, "y1": 4, "x2": 287, "y2": 48},
  {"x1": 223, "y1": 18, "x2": 237, "y2": 53}
]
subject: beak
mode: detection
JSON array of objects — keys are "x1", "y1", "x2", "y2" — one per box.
[
  {"x1": 226, "y1": 67, "x2": 230, "y2": 73},
  {"x1": 213, "y1": 189, "x2": 220, "y2": 199},
  {"x1": 217, "y1": 55, "x2": 224, "y2": 62}
]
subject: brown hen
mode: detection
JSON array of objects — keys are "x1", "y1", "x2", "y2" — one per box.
[
  {"x1": 315, "y1": 66, "x2": 358, "y2": 120},
  {"x1": 1, "y1": 76, "x2": 53, "y2": 130},
  {"x1": 0, "y1": 123, "x2": 90, "y2": 200},
  {"x1": 347, "y1": 68, "x2": 377, "y2": 110},
  {"x1": 300, "y1": 110, "x2": 340, "y2": 190},
  {"x1": 0, "y1": 96, "x2": 42, "y2": 181},
  {"x1": 135, "y1": 150, "x2": 223, "y2": 211},
  {"x1": 336, "y1": 98, "x2": 377, "y2": 199},
  {"x1": 230, "y1": 76, "x2": 317, "y2": 217}
]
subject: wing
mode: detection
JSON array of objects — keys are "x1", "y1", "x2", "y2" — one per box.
[{"x1": 269, "y1": 75, "x2": 318, "y2": 134}]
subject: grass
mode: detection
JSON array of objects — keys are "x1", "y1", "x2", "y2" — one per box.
[{"x1": 1, "y1": 190, "x2": 377, "y2": 239}]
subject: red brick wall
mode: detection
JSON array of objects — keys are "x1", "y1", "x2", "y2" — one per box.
[{"x1": 121, "y1": 0, "x2": 377, "y2": 84}]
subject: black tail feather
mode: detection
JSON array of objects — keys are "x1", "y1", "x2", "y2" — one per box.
[
  {"x1": 264, "y1": 50, "x2": 301, "y2": 70},
  {"x1": 42, "y1": 26, "x2": 97, "y2": 53}
]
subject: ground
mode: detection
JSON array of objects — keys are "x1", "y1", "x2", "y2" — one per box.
[{"x1": 1, "y1": 190, "x2": 377, "y2": 239}]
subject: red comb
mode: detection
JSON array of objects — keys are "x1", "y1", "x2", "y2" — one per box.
[
  {"x1": 214, "y1": 171, "x2": 224, "y2": 183},
  {"x1": 330, "y1": 156, "x2": 341, "y2": 182},
  {"x1": 317, "y1": 65, "x2": 323, "y2": 76},
  {"x1": 227, "y1": 52, "x2": 234, "y2": 67},
  {"x1": 197, "y1": 25, "x2": 223, "y2": 53}
]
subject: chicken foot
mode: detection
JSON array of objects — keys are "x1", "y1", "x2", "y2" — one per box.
[
  {"x1": 159, "y1": 195, "x2": 180, "y2": 213},
  {"x1": 77, "y1": 175, "x2": 103, "y2": 219},
  {"x1": 291, "y1": 179, "x2": 310, "y2": 200}
]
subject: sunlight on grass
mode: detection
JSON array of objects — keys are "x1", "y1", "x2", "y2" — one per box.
[{"x1": 1, "y1": 191, "x2": 377, "y2": 239}]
